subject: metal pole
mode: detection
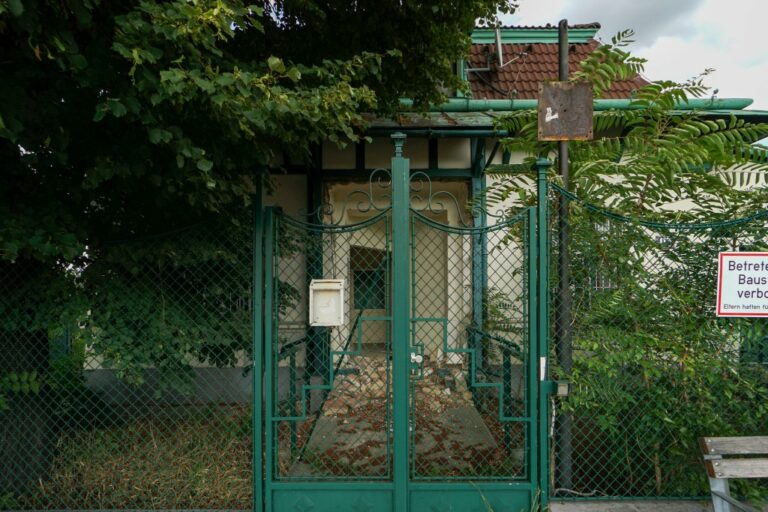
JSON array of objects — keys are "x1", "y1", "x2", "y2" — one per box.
[
  {"x1": 391, "y1": 133, "x2": 410, "y2": 512},
  {"x1": 262, "y1": 207, "x2": 276, "y2": 512},
  {"x1": 556, "y1": 18, "x2": 574, "y2": 492},
  {"x1": 471, "y1": 138, "x2": 487, "y2": 373},
  {"x1": 252, "y1": 175, "x2": 264, "y2": 512},
  {"x1": 536, "y1": 158, "x2": 552, "y2": 510}
]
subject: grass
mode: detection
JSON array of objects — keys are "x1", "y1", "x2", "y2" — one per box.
[
  {"x1": 14, "y1": 404, "x2": 252, "y2": 510},
  {"x1": 6, "y1": 399, "x2": 545, "y2": 511}
]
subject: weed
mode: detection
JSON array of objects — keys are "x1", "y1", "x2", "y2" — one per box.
[{"x1": 14, "y1": 404, "x2": 252, "y2": 509}]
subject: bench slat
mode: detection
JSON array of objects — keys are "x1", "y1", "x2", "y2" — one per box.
[
  {"x1": 705, "y1": 458, "x2": 768, "y2": 479},
  {"x1": 701, "y1": 436, "x2": 768, "y2": 455}
]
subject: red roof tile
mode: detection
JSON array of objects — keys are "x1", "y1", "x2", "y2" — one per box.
[{"x1": 467, "y1": 40, "x2": 649, "y2": 100}]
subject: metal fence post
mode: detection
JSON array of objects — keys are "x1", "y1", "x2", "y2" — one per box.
[
  {"x1": 391, "y1": 133, "x2": 410, "y2": 512},
  {"x1": 556, "y1": 18, "x2": 575, "y2": 494},
  {"x1": 536, "y1": 157, "x2": 552, "y2": 509},
  {"x1": 262, "y1": 206, "x2": 276, "y2": 512},
  {"x1": 252, "y1": 174, "x2": 265, "y2": 512}
]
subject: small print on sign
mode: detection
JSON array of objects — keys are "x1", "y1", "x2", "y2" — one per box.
[{"x1": 716, "y1": 252, "x2": 768, "y2": 317}]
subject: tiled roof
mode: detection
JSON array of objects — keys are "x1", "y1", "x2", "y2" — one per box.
[{"x1": 467, "y1": 39, "x2": 649, "y2": 100}]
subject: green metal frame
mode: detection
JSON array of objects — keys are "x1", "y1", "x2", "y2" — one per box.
[
  {"x1": 391, "y1": 133, "x2": 410, "y2": 511},
  {"x1": 255, "y1": 136, "x2": 553, "y2": 511},
  {"x1": 263, "y1": 205, "x2": 276, "y2": 512},
  {"x1": 470, "y1": 26, "x2": 598, "y2": 45},
  {"x1": 253, "y1": 174, "x2": 265, "y2": 512},
  {"x1": 536, "y1": 158, "x2": 552, "y2": 509}
]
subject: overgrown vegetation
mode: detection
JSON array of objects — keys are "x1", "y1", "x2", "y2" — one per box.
[
  {"x1": 15, "y1": 405, "x2": 251, "y2": 509},
  {"x1": 560, "y1": 207, "x2": 768, "y2": 497},
  {"x1": 490, "y1": 29, "x2": 768, "y2": 218},
  {"x1": 0, "y1": 0, "x2": 518, "y2": 403},
  {"x1": 487, "y1": 29, "x2": 768, "y2": 499}
]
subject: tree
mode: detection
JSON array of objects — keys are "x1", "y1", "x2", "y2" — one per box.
[
  {"x1": 0, "y1": 0, "x2": 517, "y2": 396},
  {"x1": 0, "y1": 0, "x2": 517, "y2": 262},
  {"x1": 490, "y1": 29, "x2": 768, "y2": 218},
  {"x1": 486, "y1": 30, "x2": 768, "y2": 499}
]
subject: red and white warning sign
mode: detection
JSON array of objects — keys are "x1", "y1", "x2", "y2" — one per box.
[{"x1": 717, "y1": 252, "x2": 768, "y2": 317}]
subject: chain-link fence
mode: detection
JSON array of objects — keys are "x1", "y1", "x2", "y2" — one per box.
[
  {"x1": 8, "y1": 178, "x2": 768, "y2": 508},
  {"x1": 270, "y1": 210, "x2": 393, "y2": 480},
  {"x1": 268, "y1": 205, "x2": 534, "y2": 482},
  {"x1": 0, "y1": 219, "x2": 253, "y2": 510},
  {"x1": 550, "y1": 184, "x2": 768, "y2": 500},
  {"x1": 410, "y1": 210, "x2": 531, "y2": 481}
]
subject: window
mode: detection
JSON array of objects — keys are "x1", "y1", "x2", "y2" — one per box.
[
  {"x1": 353, "y1": 269, "x2": 386, "y2": 309},
  {"x1": 350, "y1": 246, "x2": 389, "y2": 310}
]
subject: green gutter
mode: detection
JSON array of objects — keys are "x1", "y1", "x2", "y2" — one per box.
[
  {"x1": 398, "y1": 98, "x2": 754, "y2": 112},
  {"x1": 366, "y1": 110, "x2": 768, "y2": 137},
  {"x1": 471, "y1": 27, "x2": 597, "y2": 44}
]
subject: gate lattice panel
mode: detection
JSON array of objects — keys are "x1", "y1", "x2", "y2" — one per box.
[
  {"x1": 409, "y1": 210, "x2": 533, "y2": 481},
  {"x1": 269, "y1": 211, "x2": 393, "y2": 480}
]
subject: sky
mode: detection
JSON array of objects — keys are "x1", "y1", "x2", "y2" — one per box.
[{"x1": 501, "y1": 0, "x2": 768, "y2": 110}]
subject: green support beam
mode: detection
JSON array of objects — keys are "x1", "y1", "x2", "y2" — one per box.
[
  {"x1": 263, "y1": 206, "x2": 276, "y2": 512},
  {"x1": 390, "y1": 133, "x2": 410, "y2": 512},
  {"x1": 471, "y1": 26, "x2": 598, "y2": 45},
  {"x1": 252, "y1": 173, "x2": 265, "y2": 512},
  {"x1": 470, "y1": 138, "x2": 488, "y2": 371},
  {"x1": 536, "y1": 158, "x2": 552, "y2": 509},
  {"x1": 398, "y1": 97, "x2": 754, "y2": 112}
]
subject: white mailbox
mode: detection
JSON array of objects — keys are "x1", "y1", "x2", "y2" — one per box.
[{"x1": 309, "y1": 279, "x2": 345, "y2": 327}]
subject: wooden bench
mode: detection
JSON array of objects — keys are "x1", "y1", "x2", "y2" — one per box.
[{"x1": 700, "y1": 436, "x2": 768, "y2": 512}]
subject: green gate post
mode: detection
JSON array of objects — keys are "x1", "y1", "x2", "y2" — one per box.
[
  {"x1": 391, "y1": 133, "x2": 410, "y2": 512},
  {"x1": 263, "y1": 206, "x2": 276, "y2": 512},
  {"x1": 536, "y1": 158, "x2": 552, "y2": 510},
  {"x1": 252, "y1": 174, "x2": 265, "y2": 512}
]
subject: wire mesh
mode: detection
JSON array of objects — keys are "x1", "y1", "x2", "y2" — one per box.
[
  {"x1": 0, "y1": 220, "x2": 253, "y2": 510},
  {"x1": 550, "y1": 185, "x2": 768, "y2": 500},
  {"x1": 13, "y1": 171, "x2": 766, "y2": 506},
  {"x1": 271, "y1": 211, "x2": 392, "y2": 480},
  {"x1": 409, "y1": 211, "x2": 531, "y2": 480},
  {"x1": 268, "y1": 199, "x2": 535, "y2": 483}
]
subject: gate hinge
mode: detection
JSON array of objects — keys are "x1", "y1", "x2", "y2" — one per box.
[{"x1": 542, "y1": 380, "x2": 571, "y2": 397}]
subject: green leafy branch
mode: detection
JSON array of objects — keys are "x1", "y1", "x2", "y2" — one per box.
[{"x1": 489, "y1": 30, "x2": 768, "y2": 220}]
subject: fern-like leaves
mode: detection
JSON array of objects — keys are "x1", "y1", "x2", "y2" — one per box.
[{"x1": 487, "y1": 30, "x2": 768, "y2": 220}]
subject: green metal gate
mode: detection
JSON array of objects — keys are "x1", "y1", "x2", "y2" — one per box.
[{"x1": 256, "y1": 136, "x2": 552, "y2": 512}]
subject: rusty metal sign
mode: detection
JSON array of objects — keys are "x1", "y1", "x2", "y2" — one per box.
[{"x1": 537, "y1": 81, "x2": 594, "y2": 141}]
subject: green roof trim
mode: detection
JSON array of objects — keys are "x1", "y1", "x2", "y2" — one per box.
[
  {"x1": 399, "y1": 98, "x2": 755, "y2": 113},
  {"x1": 366, "y1": 108, "x2": 768, "y2": 135},
  {"x1": 471, "y1": 27, "x2": 598, "y2": 45}
]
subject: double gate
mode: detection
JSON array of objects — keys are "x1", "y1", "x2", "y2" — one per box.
[{"x1": 255, "y1": 136, "x2": 552, "y2": 512}]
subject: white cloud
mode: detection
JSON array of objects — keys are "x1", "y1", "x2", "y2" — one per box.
[
  {"x1": 503, "y1": 0, "x2": 768, "y2": 110},
  {"x1": 636, "y1": 0, "x2": 768, "y2": 109},
  {"x1": 561, "y1": 0, "x2": 704, "y2": 47},
  {"x1": 506, "y1": 0, "x2": 568, "y2": 25}
]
